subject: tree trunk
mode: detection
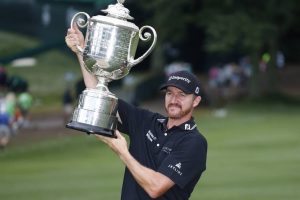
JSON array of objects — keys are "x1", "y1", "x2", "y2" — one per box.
[
  {"x1": 266, "y1": 39, "x2": 279, "y2": 95},
  {"x1": 150, "y1": 40, "x2": 165, "y2": 73},
  {"x1": 249, "y1": 51, "x2": 262, "y2": 98}
]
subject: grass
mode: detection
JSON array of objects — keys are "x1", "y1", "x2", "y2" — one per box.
[
  {"x1": 0, "y1": 31, "x2": 82, "y2": 113},
  {"x1": 1, "y1": 102, "x2": 300, "y2": 200},
  {"x1": 0, "y1": 31, "x2": 39, "y2": 57},
  {"x1": 6, "y1": 50, "x2": 82, "y2": 112},
  {"x1": 1, "y1": 30, "x2": 300, "y2": 200},
  {"x1": 0, "y1": 135, "x2": 124, "y2": 200},
  {"x1": 192, "y1": 102, "x2": 300, "y2": 200}
]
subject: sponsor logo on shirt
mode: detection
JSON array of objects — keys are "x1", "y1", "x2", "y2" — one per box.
[
  {"x1": 162, "y1": 146, "x2": 172, "y2": 154},
  {"x1": 175, "y1": 162, "x2": 182, "y2": 169},
  {"x1": 184, "y1": 123, "x2": 197, "y2": 130},
  {"x1": 146, "y1": 130, "x2": 157, "y2": 142},
  {"x1": 168, "y1": 162, "x2": 183, "y2": 176},
  {"x1": 157, "y1": 118, "x2": 166, "y2": 123}
]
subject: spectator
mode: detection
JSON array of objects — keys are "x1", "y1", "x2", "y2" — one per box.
[
  {"x1": 276, "y1": 51, "x2": 285, "y2": 69},
  {"x1": 62, "y1": 87, "x2": 74, "y2": 124},
  {"x1": 17, "y1": 84, "x2": 33, "y2": 128},
  {"x1": 0, "y1": 67, "x2": 13, "y2": 149}
]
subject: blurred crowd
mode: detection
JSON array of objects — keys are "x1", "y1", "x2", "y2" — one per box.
[
  {"x1": 207, "y1": 61, "x2": 250, "y2": 106},
  {"x1": 0, "y1": 67, "x2": 33, "y2": 149},
  {"x1": 207, "y1": 52, "x2": 285, "y2": 108},
  {"x1": 60, "y1": 51, "x2": 286, "y2": 121}
]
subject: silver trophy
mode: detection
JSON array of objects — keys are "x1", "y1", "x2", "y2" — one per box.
[{"x1": 66, "y1": 0, "x2": 157, "y2": 137}]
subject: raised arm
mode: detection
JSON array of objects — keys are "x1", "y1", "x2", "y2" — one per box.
[{"x1": 65, "y1": 24, "x2": 98, "y2": 89}]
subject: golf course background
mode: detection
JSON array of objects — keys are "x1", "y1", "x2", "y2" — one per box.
[
  {"x1": 1, "y1": 101, "x2": 299, "y2": 200},
  {"x1": 1, "y1": 31, "x2": 300, "y2": 200}
]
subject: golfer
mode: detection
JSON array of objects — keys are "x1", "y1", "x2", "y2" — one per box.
[{"x1": 65, "y1": 25, "x2": 207, "y2": 200}]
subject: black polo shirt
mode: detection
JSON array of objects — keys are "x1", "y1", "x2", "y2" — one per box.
[{"x1": 117, "y1": 99, "x2": 207, "y2": 200}]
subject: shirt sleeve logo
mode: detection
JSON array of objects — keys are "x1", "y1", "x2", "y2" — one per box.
[
  {"x1": 168, "y1": 162, "x2": 183, "y2": 176},
  {"x1": 175, "y1": 162, "x2": 182, "y2": 169}
]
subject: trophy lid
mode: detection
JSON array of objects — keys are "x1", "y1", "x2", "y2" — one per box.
[
  {"x1": 101, "y1": 0, "x2": 134, "y2": 21},
  {"x1": 90, "y1": 0, "x2": 138, "y2": 31}
]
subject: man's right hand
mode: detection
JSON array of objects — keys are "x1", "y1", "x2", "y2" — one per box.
[{"x1": 65, "y1": 23, "x2": 85, "y2": 54}]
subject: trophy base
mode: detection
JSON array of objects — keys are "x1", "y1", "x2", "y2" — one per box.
[
  {"x1": 66, "y1": 121, "x2": 116, "y2": 138},
  {"x1": 66, "y1": 88, "x2": 118, "y2": 138}
]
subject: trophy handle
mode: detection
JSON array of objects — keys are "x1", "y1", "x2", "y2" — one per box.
[
  {"x1": 128, "y1": 26, "x2": 157, "y2": 67},
  {"x1": 70, "y1": 12, "x2": 90, "y2": 53}
]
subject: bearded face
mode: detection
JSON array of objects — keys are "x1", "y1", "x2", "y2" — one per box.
[
  {"x1": 164, "y1": 87, "x2": 199, "y2": 120},
  {"x1": 166, "y1": 102, "x2": 193, "y2": 119}
]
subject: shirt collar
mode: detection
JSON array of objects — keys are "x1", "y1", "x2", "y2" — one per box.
[{"x1": 157, "y1": 117, "x2": 197, "y2": 131}]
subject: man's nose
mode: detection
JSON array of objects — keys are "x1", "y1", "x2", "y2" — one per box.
[{"x1": 170, "y1": 94, "x2": 179, "y2": 103}]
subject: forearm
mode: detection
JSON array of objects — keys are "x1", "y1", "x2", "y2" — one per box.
[
  {"x1": 76, "y1": 54, "x2": 98, "y2": 88},
  {"x1": 95, "y1": 131, "x2": 174, "y2": 198},
  {"x1": 119, "y1": 150, "x2": 172, "y2": 198}
]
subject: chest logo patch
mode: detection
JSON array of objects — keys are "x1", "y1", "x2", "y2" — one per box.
[
  {"x1": 162, "y1": 146, "x2": 172, "y2": 154},
  {"x1": 146, "y1": 130, "x2": 157, "y2": 142}
]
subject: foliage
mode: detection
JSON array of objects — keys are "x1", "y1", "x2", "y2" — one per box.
[
  {"x1": 136, "y1": 0, "x2": 197, "y2": 43},
  {"x1": 133, "y1": 0, "x2": 202, "y2": 71},
  {"x1": 196, "y1": 0, "x2": 298, "y2": 96},
  {"x1": 0, "y1": 31, "x2": 39, "y2": 57},
  {"x1": 133, "y1": 0, "x2": 299, "y2": 95},
  {"x1": 197, "y1": 0, "x2": 296, "y2": 54}
]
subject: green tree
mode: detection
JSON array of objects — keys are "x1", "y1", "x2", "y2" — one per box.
[
  {"x1": 196, "y1": 0, "x2": 298, "y2": 97},
  {"x1": 135, "y1": 0, "x2": 200, "y2": 72}
]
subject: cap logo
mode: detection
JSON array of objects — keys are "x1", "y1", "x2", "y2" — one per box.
[
  {"x1": 169, "y1": 76, "x2": 191, "y2": 83},
  {"x1": 195, "y1": 86, "x2": 199, "y2": 94}
]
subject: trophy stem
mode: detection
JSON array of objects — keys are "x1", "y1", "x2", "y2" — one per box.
[{"x1": 96, "y1": 77, "x2": 111, "y2": 93}]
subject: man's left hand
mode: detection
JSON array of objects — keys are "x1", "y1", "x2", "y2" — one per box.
[{"x1": 95, "y1": 130, "x2": 128, "y2": 155}]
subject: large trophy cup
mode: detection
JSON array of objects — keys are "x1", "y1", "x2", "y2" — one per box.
[{"x1": 66, "y1": 0, "x2": 157, "y2": 137}]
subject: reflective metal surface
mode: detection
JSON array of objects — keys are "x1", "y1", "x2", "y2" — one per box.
[
  {"x1": 71, "y1": 89, "x2": 118, "y2": 129},
  {"x1": 67, "y1": 0, "x2": 157, "y2": 136},
  {"x1": 83, "y1": 21, "x2": 138, "y2": 78}
]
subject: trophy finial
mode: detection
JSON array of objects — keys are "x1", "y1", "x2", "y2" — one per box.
[
  {"x1": 117, "y1": 0, "x2": 125, "y2": 4},
  {"x1": 102, "y1": 0, "x2": 133, "y2": 20}
]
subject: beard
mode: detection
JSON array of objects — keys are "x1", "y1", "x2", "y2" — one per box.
[{"x1": 165, "y1": 103, "x2": 193, "y2": 119}]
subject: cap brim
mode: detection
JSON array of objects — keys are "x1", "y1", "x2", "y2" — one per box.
[{"x1": 159, "y1": 83, "x2": 192, "y2": 94}]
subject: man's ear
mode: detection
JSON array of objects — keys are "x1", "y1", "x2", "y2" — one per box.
[{"x1": 193, "y1": 96, "x2": 201, "y2": 108}]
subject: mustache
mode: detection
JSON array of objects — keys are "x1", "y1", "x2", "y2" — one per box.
[{"x1": 167, "y1": 103, "x2": 182, "y2": 109}]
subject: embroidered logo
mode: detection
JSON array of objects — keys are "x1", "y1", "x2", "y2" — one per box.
[
  {"x1": 195, "y1": 86, "x2": 200, "y2": 94},
  {"x1": 169, "y1": 75, "x2": 191, "y2": 84},
  {"x1": 157, "y1": 118, "x2": 166, "y2": 123},
  {"x1": 175, "y1": 162, "x2": 182, "y2": 169},
  {"x1": 162, "y1": 146, "x2": 172, "y2": 154},
  {"x1": 184, "y1": 124, "x2": 197, "y2": 130},
  {"x1": 146, "y1": 130, "x2": 157, "y2": 142},
  {"x1": 168, "y1": 163, "x2": 183, "y2": 176}
]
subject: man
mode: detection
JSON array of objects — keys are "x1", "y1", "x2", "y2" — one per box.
[{"x1": 65, "y1": 25, "x2": 207, "y2": 200}]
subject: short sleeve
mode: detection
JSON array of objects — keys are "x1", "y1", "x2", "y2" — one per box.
[
  {"x1": 117, "y1": 99, "x2": 136, "y2": 134},
  {"x1": 117, "y1": 99, "x2": 157, "y2": 137},
  {"x1": 158, "y1": 135, "x2": 207, "y2": 188}
]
